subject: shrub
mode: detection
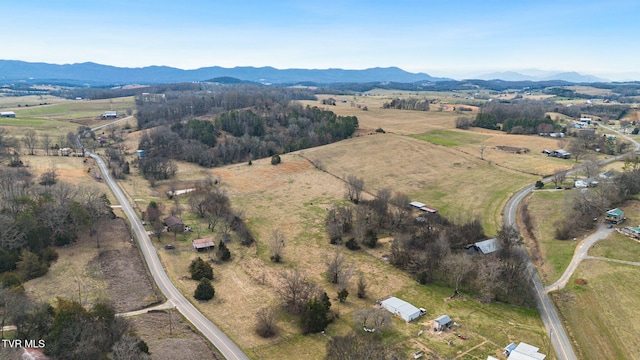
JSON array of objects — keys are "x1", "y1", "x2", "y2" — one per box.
[
  {"x1": 345, "y1": 238, "x2": 360, "y2": 250},
  {"x1": 271, "y1": 154, "x2": 281, "y2": 165},
  {"x1": 194, "y1": 278, "x2": 215, "y2": 301}
]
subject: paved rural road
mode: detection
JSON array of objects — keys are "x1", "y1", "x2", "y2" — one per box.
[
  {"x1": 504, "y1": 122, "x2": 640, "y2": 360},
  {"x1": 504, "y1": 186, "x2": 578, "y2": 360},
  {"x1": 85, "y1": 124, "x2": 249, "y2": 360}
]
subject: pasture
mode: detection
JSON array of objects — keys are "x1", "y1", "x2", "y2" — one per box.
[
  {"x1": 554, "y1": 259, "x2": 640, "y2": 360},
  {"x1": 148, "y1": 152, "x2": 551, "y2": 360}
]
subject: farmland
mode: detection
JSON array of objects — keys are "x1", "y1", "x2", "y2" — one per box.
[{"x1": 6, "y1": 87, "x2": 639, "y2": 359}]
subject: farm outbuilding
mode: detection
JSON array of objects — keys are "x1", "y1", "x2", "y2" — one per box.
[
  {"x1": 0, "y1": 111, "x2": 16, "y2": 118},
  {"x1": 192, "y1": 238, "x2": 215, "y2": 252},
  {"x1": 101, "y1": 111, "x2": 117, "y2": 119},
  {"x1": 433, "y1": 314, "x2": 452, "y2": 331},
  {"x1": 380, "y1": 297, "x2": 422, "y2": 322},
  {"x1": 503, "y1": 342, "x2": 546, "y2": 360}
]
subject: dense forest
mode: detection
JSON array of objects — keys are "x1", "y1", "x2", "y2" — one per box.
[{"x1": 134, "y1": 86, "x2": 358, "y2": 179}]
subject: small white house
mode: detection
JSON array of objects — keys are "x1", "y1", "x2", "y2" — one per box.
[{"x1": 380, "y1": 297, "x2": 422, "y2": 322}]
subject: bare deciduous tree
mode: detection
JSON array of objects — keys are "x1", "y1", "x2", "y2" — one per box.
[
  {"x1": 277, "y1": 269, "x2": 317, "y2": 315},
  {"x1": 255, "y1": 307, "x2": 279, "y2": 338},
  {"x1": 442, "y1": 253, "x2": 474, "y2": 297},
  {"x1": 269, "y1": 228, "x2": 286, "y2": 263},
  {"x1": 356, "y1": 274, "x2": 367, "y2": 299},
  {"x1": 22, "y1": 130, "x2": 38, "y2": 155},
  {"x1": 551, "y1": 168, "x2": 567, "y2": 189},
  {"x1": 582, "y1": 156, "x2": 601, "y2": 179},
  {"x1": 345, "y1": 175, "x2": 364, "y2": 204},
  {"x1": 41, "y1": 133, "x2": 52, "y2": 156},
  {"x1": 353, "y1": 308, "x2": 392, "y2": 332},
  {"x1": 325, "y1": 249, "x2": 347, "y2": 284}
]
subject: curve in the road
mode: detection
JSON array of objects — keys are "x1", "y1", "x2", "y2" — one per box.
[{"x1": 86, "y1": 124, "x2": 249, "y2": 360}]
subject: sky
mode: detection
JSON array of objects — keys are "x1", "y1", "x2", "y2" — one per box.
[{"x1": 3, "y1": 0, "x2": 640, "y2": 81}]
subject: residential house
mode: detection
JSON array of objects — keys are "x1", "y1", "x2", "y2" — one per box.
[
  {"x1": 466, "y1": 238, "x2": 500, "y2": 255},
  {"x1": 605, "y1": 208, "x2": 624, "y2": 224},
  {"x1": 164, "y1": 216, "x2": 185, "y2": 233}
]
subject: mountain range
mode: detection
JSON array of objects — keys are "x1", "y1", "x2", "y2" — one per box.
[
  {"x1": 0, "y1": 60, "x2": 620, "y2": 86},
  {"x1": 0, "y1": 60, "x2": 449, "y2": 86},
  {"x1": 475, "y1": 70, "x2": 610, "y2": 83}
]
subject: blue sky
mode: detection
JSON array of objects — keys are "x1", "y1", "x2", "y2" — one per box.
[{"x1": 3, "y1": 0, "x2": 639, "y2": 80}]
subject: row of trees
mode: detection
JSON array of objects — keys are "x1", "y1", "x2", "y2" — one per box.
[{"x1": 382, "y1": 98, "x2": 430, "y2": 111}]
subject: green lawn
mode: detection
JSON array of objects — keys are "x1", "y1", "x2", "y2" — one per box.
[
  {"x1": 589, "y1": 229, "x2": 640, "y2": 262},
  {"x1": 526, "y1": 190, "x2": 577, "y2": 285},
  {"x1": 411, "y1": 130, "x2": 490, "y2": 147},
  {"x1": 554, "y1": 260, "x2": 640, "y2": 360}
]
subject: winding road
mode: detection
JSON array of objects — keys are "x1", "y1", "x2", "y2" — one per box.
[
  {"x1": 504, "y1": 121, "x2": 640, "y2": 360},
  {"x1": 86, "y1": 123, "x2": 249, "y2": 360}
]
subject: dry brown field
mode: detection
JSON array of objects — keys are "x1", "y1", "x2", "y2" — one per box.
[
  {"x1": 139, "y1": 148, "x2": 550, "y2": 359},
  {"x1": 6, "y1": 93, "x2": 564, "y2": 359}
]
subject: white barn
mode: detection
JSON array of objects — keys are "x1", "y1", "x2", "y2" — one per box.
[{"x1": 380, "y1": 297, "x2": 421, "y2": 322}]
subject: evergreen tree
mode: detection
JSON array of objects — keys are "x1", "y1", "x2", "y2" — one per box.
[
  {"x1": 300, "y1": 297, "x2": 331, "y2": 334},
  {"x1": 217, "y1": 240, "x2": 231, "y2": 261},
  {"x1": 189, "y1": 257, "x2": 213, "y2": 280},
  {"x1": 194, "y1": 278, "x2": 215, "y2": 301}
]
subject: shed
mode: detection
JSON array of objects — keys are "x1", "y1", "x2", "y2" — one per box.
[
  {"x1": 605, "y1": 208, "x2": 624, "y2": 224},
  {"x1": 380, "y1": 297, "x2": 421, "y2": 322},
  {"x1": 0, "y1": 111, "x2": 16, "y2": 118},
  {"x1": 164, "y1": 216, "x2": 184, "y2": 232},
  {"x1": 434, "y1": 314, "x2": 452, "y2": 331},
  {"x1": 192, "y1": 238, "x2": 215, "y2": 252},
  {"x1": 136, "y1": 150, "x2": 148, "y2": 158}
]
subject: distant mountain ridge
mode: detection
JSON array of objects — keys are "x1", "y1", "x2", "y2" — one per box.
[
  {"x1": 474, "y1": 70, "x2": 609, "y2": 83},
  {"x1": 0, "y1": 60, "x2": 450, "y2": 85}
]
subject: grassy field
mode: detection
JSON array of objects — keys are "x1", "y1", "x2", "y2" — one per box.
[
  {"x1": 519, "y1": 190, "x2": 579, "y2": 285},
  {"x1": 135, "y1": 149, "x2": 553, "y2": 360},
  {"x1": 553, "y1": 259, "x2": 640, "y2": 360},
  {"x1": 0, "y1": 96, "x2": 135, "y2": 143},
  {"x1": 4, "y1": 93, "x2": 567, "y2": 359}
]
